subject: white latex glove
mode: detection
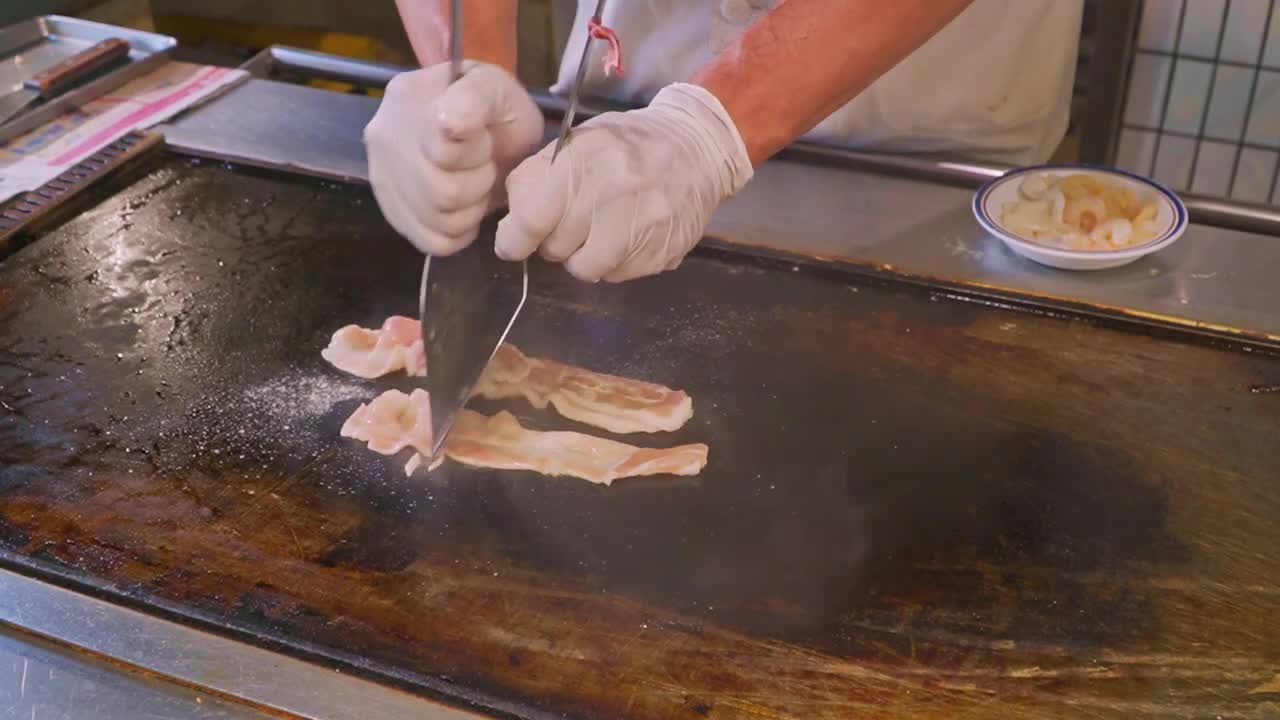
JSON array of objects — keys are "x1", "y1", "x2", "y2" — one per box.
[
  {"x1": 364, "y1": 61, "x2": 544, "y2": 255},
  {"x1": 496, "y1": 83, "x2": 754, "y2": 282}
]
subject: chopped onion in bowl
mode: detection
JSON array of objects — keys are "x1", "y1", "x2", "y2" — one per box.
[{"x1": 1000, "y1": 173, "x2": 1161, "y2": 252}]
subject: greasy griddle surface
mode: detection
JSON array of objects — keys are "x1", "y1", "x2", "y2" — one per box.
[{"x1": 1, "y1": 158, "x2": 1279, "y2": 719}]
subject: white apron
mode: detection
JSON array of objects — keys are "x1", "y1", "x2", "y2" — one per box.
[{"x1": 554, "y1": 0, "x2": 1083, "y2": 165}]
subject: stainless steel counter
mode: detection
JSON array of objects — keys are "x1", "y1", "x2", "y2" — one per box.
[
  {"x1": 0, "y1": 568, "x2": 486, "y2": 720},
  {"x1": 715, "y1": 161, "x2": 1280, "y2": 342},
  {"x1": 162, "y1": 74, "x2": 1280, "y2": 345},
  {"x1": 163, "y1": 79, "x2": 374, "y2": 184},
  {"x1": 0, "y1": 625, "x2": 270, "y2": 720}
]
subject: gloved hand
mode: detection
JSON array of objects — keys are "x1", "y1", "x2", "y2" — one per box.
[
  {"x1": 364, "y1": 61, "x2": 544, "y2": 255},
  {"x1": 495, "y1": 83, "x2": 754, "y2": 282}
]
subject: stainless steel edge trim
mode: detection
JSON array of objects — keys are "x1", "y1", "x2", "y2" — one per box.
[
  {"x1": 240, "y1": 45, "x2": 401, "y2": 87},
  {"x1": 0, "y1": 625, "x2": 277, "y2": 719},
  {"x1": 0, "y1": 568, "x2": 491, "y2": 720},
  {"x1": 1177, "y1": 196, "x2": 1280, "y2": 237}
]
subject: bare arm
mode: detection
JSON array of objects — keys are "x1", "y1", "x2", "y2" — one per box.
[
  {"x1": 394, "y1": 0, "x2": 519, "y2": 72},
  {"x1": 692, "y1": 0, "x2": 975, "y2": 166}
]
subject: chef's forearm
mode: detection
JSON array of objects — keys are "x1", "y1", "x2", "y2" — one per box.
[
  {"x1": 692, "y1": 0, "x2": 974, "y2": 166},
  {"x1": 394, "y1": 0, "x2": 518, "y2": 72}
]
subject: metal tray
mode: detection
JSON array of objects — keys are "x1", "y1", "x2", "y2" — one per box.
[{"x1": 0, "y1": 15, "x2": 175, "y2": 144}]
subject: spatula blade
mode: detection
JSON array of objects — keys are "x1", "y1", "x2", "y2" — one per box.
[
  {"x1": 0, "y1": 88, "x2": 37, "y2": 125},
  {"x1": 421, "y1": 217, "x2": 527, "y2": 458}
]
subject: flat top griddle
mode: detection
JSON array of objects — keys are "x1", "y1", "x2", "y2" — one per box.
[{"x1": 1, "y1": 156, "x2": 1278, "y2": 720}]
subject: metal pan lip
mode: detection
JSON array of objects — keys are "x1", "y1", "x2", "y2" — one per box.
[{"x1": 973, "y1": 163, "x2": 1189, "y2": 269}]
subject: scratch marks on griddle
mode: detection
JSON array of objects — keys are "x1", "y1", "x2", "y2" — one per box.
[
  {"x1": 7, "y1": 467, "x2": 1280, "y2": 720},
  {"x1": 527, "y1": 293, "x2": 615, "y2": 321},
  {"x1": 271, "y1": 492, "x2": 306, "y2": 558},
  {"x1": 261, "y1": 447, "x2": 338, "y2": 500},
  {"x1": 214, "y1": 446, "x2": 337, "y2": 519},
  {"x1": 0, "y1": 349, "x2": 39, "y2": 376},
  {"x1": 0, "y1": 398, "x2": 29, "y2": 426},
  {"x1": 483, "y1": 627, "x2": 588, "y2": 661},
  {"x1": 164, "y1": 312, "x2": 184, "y2": 352},
  {"x1": 116, "y1": 169, "x2": 184, "y2": 219},
  {"x1": 445, "y1": 557, "x2": 1280, "y2": 718},
  {"x1": 225, "y1": 190, "x2": 321, "y2": 267},
  {"x1": 277, "y1": 193, "x2": 320, "y2": 242},
  {"x1": 1250, "y1": 674, "x2": 1280, "y2": 695}
]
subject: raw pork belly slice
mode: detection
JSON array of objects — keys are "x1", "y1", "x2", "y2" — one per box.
[
  {"x1": 340, "y1": 388, "x2": 443, "y2": 474},
  {"x1": 322, "y1": 316, "x2": 425, "y2": 378},
  {"x1": 434, "y1": 409, "x2": 706, "y2": 485},
  {"x1": 340, "y1": 388, "x2": 434, "y2": 455},
  {"x1": 475, "y1": 344, "x2": 693, "y2": 434},
  {"x1": 328, "y1": 315, "x2": 707, "y2": 482},
  {"x1": 322, "y1": 318, "x2": 693, "y2": 435},
  {"x1": 341, "y1": 391, "x2": 706, "y2": 483}
]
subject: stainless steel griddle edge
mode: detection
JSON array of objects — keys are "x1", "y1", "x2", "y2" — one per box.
[{"x1": 0, "y1": 566, "x2": 492, "y2": 720}]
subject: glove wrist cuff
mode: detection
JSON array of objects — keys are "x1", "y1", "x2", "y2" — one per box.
[{"x1": 651, "y1": 83, "x2": 755, "y2": 197}]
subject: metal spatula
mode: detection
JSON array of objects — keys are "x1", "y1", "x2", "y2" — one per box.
[
  {"x1": 421, "y1": 220, "x2": 527, "y2": 459},
  {"x1": 419, "y1": 0, "x2": 528, "y2": 459},
  {"x1": 0, "y1": 38, "x2": 131, "y2": 125}
]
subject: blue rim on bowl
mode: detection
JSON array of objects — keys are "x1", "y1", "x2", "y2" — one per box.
[{"x1": 972, "y1": 163, "x2": 1189, "y2": 262}]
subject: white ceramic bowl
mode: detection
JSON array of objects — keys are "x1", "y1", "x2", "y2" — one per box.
[{"x1": 972, "y1": 164, "x2": 1188, "y2": 271}]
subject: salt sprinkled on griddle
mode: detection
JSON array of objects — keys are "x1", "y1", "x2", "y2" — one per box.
[{"x1": 241, "y1": 372, "x2": 372, "y2": 426}]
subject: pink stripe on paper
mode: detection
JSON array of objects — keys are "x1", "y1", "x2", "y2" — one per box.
[{"x1": 50, "y1": 66, "x2": 229, "y2": 166}]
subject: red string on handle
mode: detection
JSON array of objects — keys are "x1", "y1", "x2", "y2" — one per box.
[{"x1": 588, "y1": 16, "x2": 624, "y2": 77}]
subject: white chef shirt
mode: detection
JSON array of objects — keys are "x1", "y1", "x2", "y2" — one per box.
[{"x1": 554, "y1": 0, "x2": 1084, "y2": 165}]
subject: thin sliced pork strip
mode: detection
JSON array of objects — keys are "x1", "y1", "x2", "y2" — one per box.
[
  {"x1": 439, "y1": 409, "x2": 707, "y2": 485},
  {"x1": 322, "y1": 316, "x2": 426, "y2": 378},
  {"x1": 340, "y1": 389, "x2": 442, "y2": 473},
  {"x1": 341, "y1": 392, "x2": 706, "y2": 483},
  {"x1": 323, "y1": 317, "x2": 692, "y2": 434},
  {"x1": 475, "y1": 344, "x2": 693, "y2": 434},
  {"x1": 340, "y1": 388, "x2": 434, "y2": 455}
]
